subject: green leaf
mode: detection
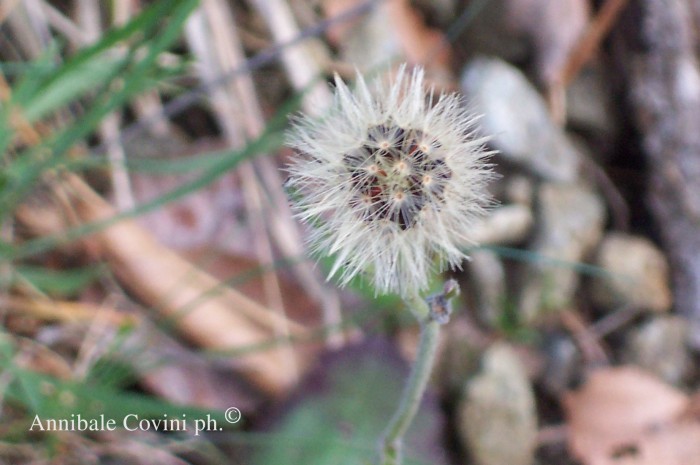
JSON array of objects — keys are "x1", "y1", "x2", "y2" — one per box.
[
  {"x1": 5, "y1": 119, "x2": 287, "y2": 262},
  {"x1": 22, "y1": 55, "x2": 126, "y2": 123},
  {"x1": 4, "y1": 368, "x2": 230, "y2": 435},
  {"x1": 13, "y1": 265, "x2": 105, "y2": 297},
  {"x1": 250, "y1": 341, "x2": 447, "y2": 465},
  {"x1": 475, "y1": 245, "x2": 613, "y2": 279},
  {"x1": 0, "y1": 0, "x2": 198, "y2": 221}
]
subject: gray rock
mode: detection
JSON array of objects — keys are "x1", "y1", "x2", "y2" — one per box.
[
  {"x1": 461, "y1": 57, "x2": 581, "y2": 182},
  {"x1": 566, "y1": 63, "x2": 618, "y2": 137},
  {"x1": 468, "y1": 250, "x2": 507, "y2": 328},
  {"x1": 519, "y1": 182, "x2": 606, "y2": 321},
  {"x1": 505, "y1": 175, "x2": 535, "y2": 207},
  {"x1": 458, "y1": 343, "x2": 538, "y2": 465},
  {"x1": 624, "y1": 316, "x2": 690, "y2": 385},
  {"x1": 541, "y1": 333, "x2": 580, "y2": 395},
  {"x1": 434, "y1": 318, "x2": 486, "y2": 397},
  {"x1": 338, "y1": 2, "x2": 401, "y2": 72},
  {"x1": 591, "y1": 233, "x2": 672, "y2": 312},
  {"x1": 469, "y1": 204, "x2": 534, "y2": 245}
]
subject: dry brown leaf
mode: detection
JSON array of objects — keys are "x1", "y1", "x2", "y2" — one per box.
[
  {"x1": 687, "y1": 392, "x2": 700, "y2": 420},
  {"x1": 460, "y1": 0, "x2": 589, "y2": 87},
  {"x1": 323, "y1": 0, "x2": 451, "y2": 79},
  {"x1": 609, "y1": 422, "x2": 700, "y2": 465},
  {"x1": 17, "y1": 175, "x2": 311, "y2": 396},
  {"x1": 563, "y1": 366, "x2": 700, "y2": 465},
  {"x1": 386, "y1": 0, "x2": 451, "y2": 71}
]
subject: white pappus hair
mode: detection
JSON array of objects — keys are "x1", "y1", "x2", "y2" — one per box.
[{"x1": 286, "y1": 64, "x2": 494, "y2": 297}]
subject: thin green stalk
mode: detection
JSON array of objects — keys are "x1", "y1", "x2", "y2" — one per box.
[{"x1": 379, "y1": 292, "x2": 442, "y2": 465}]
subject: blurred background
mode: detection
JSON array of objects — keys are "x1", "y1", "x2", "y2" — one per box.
[{"x1": 1, "y1": 0, "x2": 699, "y2": 464}]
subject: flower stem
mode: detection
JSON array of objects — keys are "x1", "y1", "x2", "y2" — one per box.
[{"x1": 379, "y1": 292, "x2": 442, "y2": 465}]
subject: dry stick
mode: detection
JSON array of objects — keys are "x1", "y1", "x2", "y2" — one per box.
[
  {"x1": 549, "y1": 0, "x2": 628, "y2": 122},
  {"x1": 580, "y1": 154, "x2": 630, "y2": 231},
  {"x1": 589, "y1": 304, "x2": 640, "y2": 339},
  {"x1": 195, "y1": 0, "x2": 298, "y2": 380},
  {"x1": 204, "y1": 0, "x2": 299, "y2": 377},
  {"x1": 0, "y1": 0, "x2": 22, "y2": 24},
  {"x1": 559, "y1": 0, "x2": 630, "y2": 88},
  {"x1": 202, "y1": 1, "x2": 279, "y2": 266},
  {"x1": 5, "y1": 0, "x2": 51, "y2": 57},
  {"x1": 112, "y1": 0, "x2": 171, "y2": 138},
  {"x1": 559, "y1": 310, "x2": 609, "y2": 366},
  {"x1": 249, "y1": 0, "x2": 332, "y2": 114},
  {"x1": 249, "y1": 0, "x2": 347, "y2": 348},
  {"x1": 56, "y1": 174, "x2": 306, "y2": 395},
  {"x1": 76, "y1": 0, "x2": 135, "y2": 211},
  {"x1": 36, "y1": 0, "x2": 89, "y2": 45},
  {"x1": 108, "y1": 0, "x2": 378, "y2": 155},
  {"x1": 547, "y1": 0, "x2": 632, "y2": 230}
]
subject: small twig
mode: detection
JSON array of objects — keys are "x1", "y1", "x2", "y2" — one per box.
[
  {"x1": 36, "y1": 0, "x2": 89, "y2": 45},
  {"x1": 0, "y1": 0, "x2": 22, "y2": 24},
  {"x1": 589, "y1": 304, "x2": 640, "y2": 339},
  {"x1": 113, "y1": 0, "x2": 172, "y2": 138},
  {"x1": 8, "y1": 0, "x2": 52, "y2": 57},
  {"x1": 580, "y1": 153, "x2": 630, "y2": 231},
  {"x1": 204, "y1": 0, "x2": 345, "y2": 348},
  {"x1": 537, "y1": 424, "x2": 569, "y2": 446},
  {"x1": 559, "y1": 309, "x2": 609, "y2": 366},
  {"x1": 103, "y1": 0, "x2": 379, "y2": 154},
  {"x1": 249, "y1": 0, "x2": 333, "y2": 114},
  {"x1": 75, "y1": 0, "x2": 135, "y2": 211},
  {"x1": 189, "y1": 0, "x2": 300, "y2": 380},
  {"x1": 549, "y1": 0, "x2": 629, "y2": 121},
  {"x1": 559, "y1": 0, "x2": 630, "y2": 88}
]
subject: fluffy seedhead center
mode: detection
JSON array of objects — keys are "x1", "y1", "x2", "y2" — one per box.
[{"x1": 345, "y1": 124, "x2": 453, "y2": 231}]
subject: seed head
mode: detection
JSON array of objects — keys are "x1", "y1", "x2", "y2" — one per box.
[{"x1": 286, "y1": 65, "x2": 494, "y2": 296}]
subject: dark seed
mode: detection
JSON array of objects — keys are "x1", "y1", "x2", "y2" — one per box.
[
  {"x1": 347, "y1": 126, "x2": 448, "y2": 230},
  {"x1": 393, "y1": 127, "x2": 406, "y2": 148}
]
